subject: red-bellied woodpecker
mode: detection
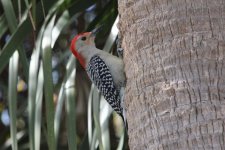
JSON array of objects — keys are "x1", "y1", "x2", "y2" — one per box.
[{"x1": 70, "y1": 29, "x2": 127, "y2": 128}]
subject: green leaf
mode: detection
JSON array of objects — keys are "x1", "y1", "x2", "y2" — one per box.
[
  {"x1": 54, "y1": 83, "x2": 65, "y2": 141},
  {"x1": 65, "y1": 67, "x2": 77, "y2": 150},
  {"x1": 34, "y1": 63, "x2": 44, "y2": 150},
  {"x1": 90, "y1": 129, "x2": 97, "y2": 150},
  {"x1": 117, "y1": 130, "x2": 125, "y2": 150},
  {"x1": 88, "y1": 85, "x2": 94, "y2": 147},
  {"x1": 1, "y1": 0, "x2": 17, "y2": 32},
  {"x1": 28, "y1": 22, "x2": 44, "y2": 150},
  {"x1": 99, "y1": 98, "x2": 111, "y2": 150},
  {"x1": 86, "y1": 0, "x2": 116, "y2": 31},
  {"x1": 28, "y1": 1, "x2": 66, "y2": 149},
  {"x1": 92, "y1": 87, "x2": 104, "y2": 150},
  {"x1": 103, "y1": 16, "x2": 119, "y2": 52},
  {"x1": 8, "y1": 51, "x2": 19, "y2": 150},
  {"x1": 51, "y1": 10, "x2": 69, "y2": 48},
  {"x1": 54, "y1": 56, "x2": 76, "y2": 141},
  {"x1": 0, "y1": 15, "x2": 8, "y2": 38},
  {"x1": 1, "y1": 0, "x2": 29, "y2": 80},
  {"x1": 0, "y1": 0, "x2": 59, "y2": 75},
  {"x1": 68, "y1": 0, "x2": 95, "y2": 15},
  {"x1": 32, "y1": 0, "x2": 37, "y2": 26},
  {"x1": 41, "y1": 15, "x2": 56, "y2": 150},
  {"x1": 0, "y1": 18, "x2": 31, "y2": 74}
]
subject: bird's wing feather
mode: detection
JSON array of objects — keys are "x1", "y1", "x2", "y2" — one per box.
[{"x1": 87, "y1": 55, "x2": 122, "y2": 115}]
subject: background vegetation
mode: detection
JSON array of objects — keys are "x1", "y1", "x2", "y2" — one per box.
[{"x1": 0, "y1": 0, "x2": 127, "y2": 149}]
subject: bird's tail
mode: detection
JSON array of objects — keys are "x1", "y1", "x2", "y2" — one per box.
[{"x1": 120, "y1": 87, "x2": 128, "y2": 130}]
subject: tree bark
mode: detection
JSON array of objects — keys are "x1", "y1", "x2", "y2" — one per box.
[{"x1": 118, "y1": 0, "x2": 225, "y2": 149}]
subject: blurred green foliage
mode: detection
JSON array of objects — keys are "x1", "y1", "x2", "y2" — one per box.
[{"x1": 0, "y1": 0, "x2": 128, "y2": 149}]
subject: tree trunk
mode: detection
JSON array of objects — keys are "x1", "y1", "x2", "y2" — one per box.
[{"x1": 118, "y1": 0, "x2": 225, "y2": 149}]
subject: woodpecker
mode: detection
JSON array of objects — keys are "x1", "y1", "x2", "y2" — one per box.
[{"x1": 70, "y1": 28, "x2": 127, "y2": 127}]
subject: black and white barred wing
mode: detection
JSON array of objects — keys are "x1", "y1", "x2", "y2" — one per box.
[{"x1": 87, "y1": 55, "x2": 122, "y2": 116}]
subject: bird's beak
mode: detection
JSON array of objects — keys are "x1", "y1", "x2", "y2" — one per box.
[{"x1": 90, "y1": 25, "x2": 103, "y2": 37}]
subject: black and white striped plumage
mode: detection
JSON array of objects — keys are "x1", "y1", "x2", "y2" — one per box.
[{"x1": 87, "y1": 55, "x2": 123, "y2": 117}]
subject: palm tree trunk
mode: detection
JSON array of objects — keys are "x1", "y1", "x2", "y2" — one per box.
[{"x1": 118, "y1": 0, "x2": 225, "y2": 149}]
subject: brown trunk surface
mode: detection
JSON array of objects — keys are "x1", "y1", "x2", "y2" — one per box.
[{"x1": 118, "y1": 0, "x2": 225, "y2": 149}]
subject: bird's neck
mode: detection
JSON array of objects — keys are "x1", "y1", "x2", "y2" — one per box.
[
  {"x1": 72, "y1": 50, "x2": 86, "y2": 68},
  {"x1": 79, "y1": 46, "x2": 99, "y2": 66}
]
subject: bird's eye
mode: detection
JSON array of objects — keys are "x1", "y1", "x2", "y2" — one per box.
[{"x1": 81, "y1": 37, "x2": 86, "y2": 41}]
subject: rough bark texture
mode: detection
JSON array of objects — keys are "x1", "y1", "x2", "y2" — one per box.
[{"x1": 118, "y1": 0, "x2": 225, "y2": 149}]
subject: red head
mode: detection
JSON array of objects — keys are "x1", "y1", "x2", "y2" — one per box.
[
  {"x1": 70, "y1": 32, "x2": 93, "y2": 68},
  {"x1": 70, "y1": 26, "x2": 102, "y2": 68}
]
